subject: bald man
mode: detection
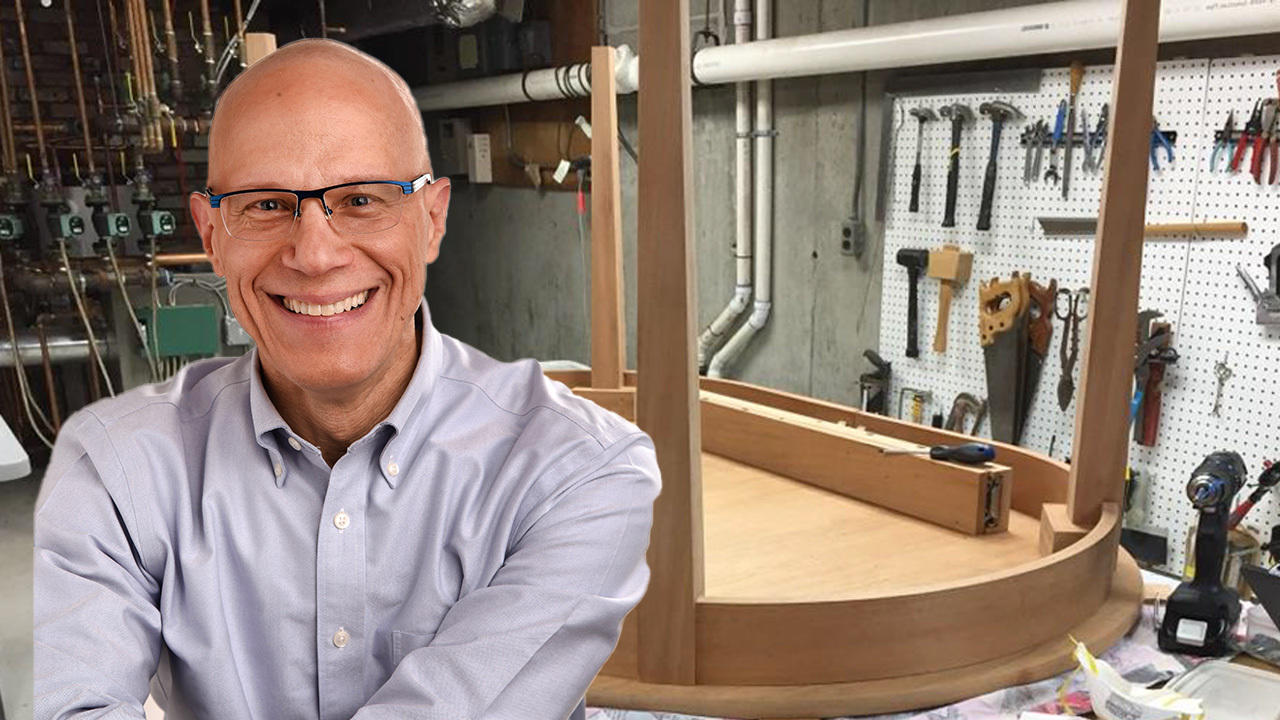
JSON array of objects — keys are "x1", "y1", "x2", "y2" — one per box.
[{"x1": 34, "y1": 39, "x2": 660, "y2": 720}]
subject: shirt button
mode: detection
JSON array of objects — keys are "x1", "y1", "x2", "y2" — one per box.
[
  {"x1": 333, "y1": 627, "x2": 350, "y2": 648},
  {"x1": 288, "y1": 437, "x2": 302, "y2": 451},
  {"x1": 333, "y1": 510, "x2": 350, "y2": 531},
  {"x1": 273, "y1": 462, "x2": 283, "y2": 478},
  {"x1": 387, "y1": 461, "x2": 399, "y2": 477}
]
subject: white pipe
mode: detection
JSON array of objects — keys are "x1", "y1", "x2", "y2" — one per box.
[
  {"x1": 413, "y1": 0, "x2": 1280, "y2": 112},
  {"x1": 697, "y1": 0, "x2": 754, "y2": 371},
  {"x1": 412, "y1": 44, "x2": 639, "y2": 111},
  {"x1": 709, "y1": 0, "x2": 772, "y2": 379}
]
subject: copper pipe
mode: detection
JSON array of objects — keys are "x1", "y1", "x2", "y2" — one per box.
[
  {"x1": 0, "y1": 4, "x2": 16, "y2": 174},
  {"x1": 35, "y1": 320, "x2": 61, "y2": 432},
  {"x1": 65, "y1": 0, "x2": 97, "y2": 175},
  {"x1": 153, "y1": 252, "x2": 211, "y2": 266},
  {"x1": 199, "y1": 0, "x2": 216, "y2": 105},
  {"x1": 160, "y1": 0, "x2": 183, "y2": 101},
  {"x1": 232, "y1": 0, "x2": 247, "y2": 70},
  {"x1": 141, "y1": 0, "x2": 163, "y2": 152},
  {"x1": 13, "y1": 0, "x2": 49, "y2": 175},
  {"x1": 13, "y1": 121, "x2": 71, "y2": 135}
]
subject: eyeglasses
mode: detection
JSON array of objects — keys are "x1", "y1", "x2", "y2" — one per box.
[{"x1": 203, "y1": 172, "x2": 440, "y2": 242}]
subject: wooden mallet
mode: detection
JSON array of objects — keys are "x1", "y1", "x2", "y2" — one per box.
[{"x1": 929, "y1": 244, "x2": 974, "y2": 353}]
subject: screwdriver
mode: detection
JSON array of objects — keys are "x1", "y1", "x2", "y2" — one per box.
[{"x1": 881, "y1": 442, "x2": 996, "y2": 465}]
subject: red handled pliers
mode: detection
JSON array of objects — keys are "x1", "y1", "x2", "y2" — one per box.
[{"x1": 1230, "y1": 99, "x2": 1263, "y2": 173}]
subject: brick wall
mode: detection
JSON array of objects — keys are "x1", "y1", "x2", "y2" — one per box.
[{"x1": 1, "y1": 0, "x2": 237, "y2": 253}]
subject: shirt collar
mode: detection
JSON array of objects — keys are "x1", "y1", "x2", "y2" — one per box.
[{"x1": 248, "y1": 298, "x2": 443, "y2": 489}]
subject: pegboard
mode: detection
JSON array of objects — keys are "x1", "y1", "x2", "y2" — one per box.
[{"x1": 880, "y1": 56, "x2": 1280, "y2": 576}]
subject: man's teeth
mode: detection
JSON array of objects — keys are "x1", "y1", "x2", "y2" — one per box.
[{"x1": 282, "y1": 290, "x2": 369, "y2": 317}]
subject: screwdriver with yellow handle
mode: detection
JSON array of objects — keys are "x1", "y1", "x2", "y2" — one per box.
[{"x1": 881, "y1": 442, "x2": 996, "y2": 465}]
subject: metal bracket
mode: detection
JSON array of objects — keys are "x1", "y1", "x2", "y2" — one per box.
[
  {"x1": 984, "y1": 474, "x2": 1003, "y2": 529},
  {"x1": 1237, "y1": 264, "x2": 1280, "y2": 326}
]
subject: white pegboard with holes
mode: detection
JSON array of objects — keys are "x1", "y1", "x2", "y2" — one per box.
[{"x1": 880, "y1": 56, "x2": 1280, "y2": 576}]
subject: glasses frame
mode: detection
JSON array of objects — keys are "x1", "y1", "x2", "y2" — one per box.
[{"x1": 203, "y1": 172, "x2": 439, "y2": 240}]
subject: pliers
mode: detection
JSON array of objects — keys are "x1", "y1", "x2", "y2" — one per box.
[
  {"x1": 1150, "y1": 118, "x2": 1174, "y2": 171},
  {"x1": 1209, "y1": 111, "x2": 1234, "y2": 173},
  {"x1": 1230, "y1": 99, "x2": 1264, "y2": 173},
  {"x1": 1253, "y1": 99, "x2": 1277, "y2": 185}
]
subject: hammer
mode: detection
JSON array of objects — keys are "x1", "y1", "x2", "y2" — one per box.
[
  {"x1": 908, "y1": 107, "x2": 938, "y2": 213},
  {"x1": 939, "y1": 103, "x2": 974, "y2": 228},
  {"x1": 928, "y1": 244, "x2": 973, "y2": 353},
  {"x1": 896, "y1": 248, "x2": 930, "y2": 358},
  {"x1": 977, "y1": 101, "x2": 1023, "y2": 231}
]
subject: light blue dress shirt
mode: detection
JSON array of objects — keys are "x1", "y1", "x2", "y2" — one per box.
[{"x1": 34, "y1": 301, "x2": 660, "y2": 720}]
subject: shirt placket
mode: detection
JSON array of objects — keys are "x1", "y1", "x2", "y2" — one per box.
[{"x1": 315, "y1": 445, "x2": 370, "y2": 720}]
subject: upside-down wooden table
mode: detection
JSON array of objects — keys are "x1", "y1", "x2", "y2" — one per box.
[{"x1": 544, "y1": 2, "x2": 1165, "y2": 716}]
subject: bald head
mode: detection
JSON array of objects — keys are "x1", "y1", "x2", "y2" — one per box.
[{"x1": 208, "y1": 38, "x2": 430, "y2": 188}]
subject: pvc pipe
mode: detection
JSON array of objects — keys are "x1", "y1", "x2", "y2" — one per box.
[
  {"x1": 697, "y1": 0, "x2": 754, "y2": 371},
  {"x1": 413, "y1": 45, "x2": 637, "y2": 111},
  {"x1": 413, "y1": 0, "x2": 1280, "y2": 112},
  {"x1": 0, "y1": 335, "x2": 113, "y2": 367},
  {"x1": 709, "y1": 0, "x2": 773, "y2": 379}
]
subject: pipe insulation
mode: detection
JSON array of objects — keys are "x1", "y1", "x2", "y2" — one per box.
[
  {"x1": 414, "y1": 0, "x2": 1280, "y2": 112},
  {"x1": 708, "y1": 0, "x2": 773, "y2": 379},
  {"x1": 697, "y1": 0, "x2": 754, "y2": 371}
]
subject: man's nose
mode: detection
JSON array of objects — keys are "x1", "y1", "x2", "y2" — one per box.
[{"x1": 281, "y1": 197, "x2": 354, "y2": 275}]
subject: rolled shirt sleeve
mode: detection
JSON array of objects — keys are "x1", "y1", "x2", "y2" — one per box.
[
  {"x1": 353, "y1": 435, "x2": 660, "y2": 720},
  {"x1": 33, "y1": 411, "x2": 162, "y2": 720}
]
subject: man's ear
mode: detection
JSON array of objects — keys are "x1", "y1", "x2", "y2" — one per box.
[
  {"x1": 188, "y1": 192, "x2": 225, "y2": 276},
  {"x1": 423, "y1": 178, "x2": 451, "y2": 265}
]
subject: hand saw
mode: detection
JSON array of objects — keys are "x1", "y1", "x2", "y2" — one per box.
[{"x1": 980, "y1": 273, "x2": 1030, "y2": 445}]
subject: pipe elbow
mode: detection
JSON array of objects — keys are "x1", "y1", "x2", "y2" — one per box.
[{"x1": 747, "y1": 300, "x2": 772, "y2": 329}]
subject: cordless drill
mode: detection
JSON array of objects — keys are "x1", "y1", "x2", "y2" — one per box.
[{"x1": 1158, "y1": 451, "x2": 1246, "y2": 656}]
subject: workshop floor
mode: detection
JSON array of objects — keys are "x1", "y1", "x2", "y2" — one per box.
[{"x1": 0, "y1": 474, "x2": 37, "y2": 720}]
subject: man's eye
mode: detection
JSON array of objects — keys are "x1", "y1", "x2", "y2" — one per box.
[
  {"x1": 254, "y1": 199, "x2": 283, "y2": 212},
  {"x1": 350, "y1": 195, "x2": 372, "y2": 207}
]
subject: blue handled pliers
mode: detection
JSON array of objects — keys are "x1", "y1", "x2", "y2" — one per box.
[
  {"x1": 1209, "y1": 111, "x2": 1234, "y2": 173},
  {"x1": 1150, "y1": 118, "x2": 1174, "y2": 171}
]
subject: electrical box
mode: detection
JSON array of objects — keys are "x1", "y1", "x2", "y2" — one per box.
[
  {"x1": 56, "y1": 213, "x2": 86, "y2": 238},
  {"x1": 435, "y1": 118, "x2": 473, "y2": 177},
  {"x1": 140, "y1": 210, "x2": 176, "y2": 236},
  {"x1": 466, "y1": 133, "x2": 493, "y2": 184},
  {"x1": 0, "y1": 215, "x2": 23, "y2": 241},
  {"x1": 138, "y1": 304, "x2": 221, "y2": 357},
  {"x1": 95, "y1": 212, "x2": 132, "y2": 238}
]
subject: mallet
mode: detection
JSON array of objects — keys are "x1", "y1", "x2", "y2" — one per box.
[{"x1": 928, "y1": 244, "x2": 974, "y2": 353}]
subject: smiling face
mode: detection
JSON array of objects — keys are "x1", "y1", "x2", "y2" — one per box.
[{"x1": 191, "y1": 40, "x2": 450, "y2": 399}]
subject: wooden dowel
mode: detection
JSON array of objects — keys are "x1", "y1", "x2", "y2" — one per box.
[{"x1": 1143, "y1": 221, "x2": 1248, "y2": 238}]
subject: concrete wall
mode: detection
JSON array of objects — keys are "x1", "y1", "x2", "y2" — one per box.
[{"x1": 425, "y1": 0, "x2": 1047, "y2": 405}]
